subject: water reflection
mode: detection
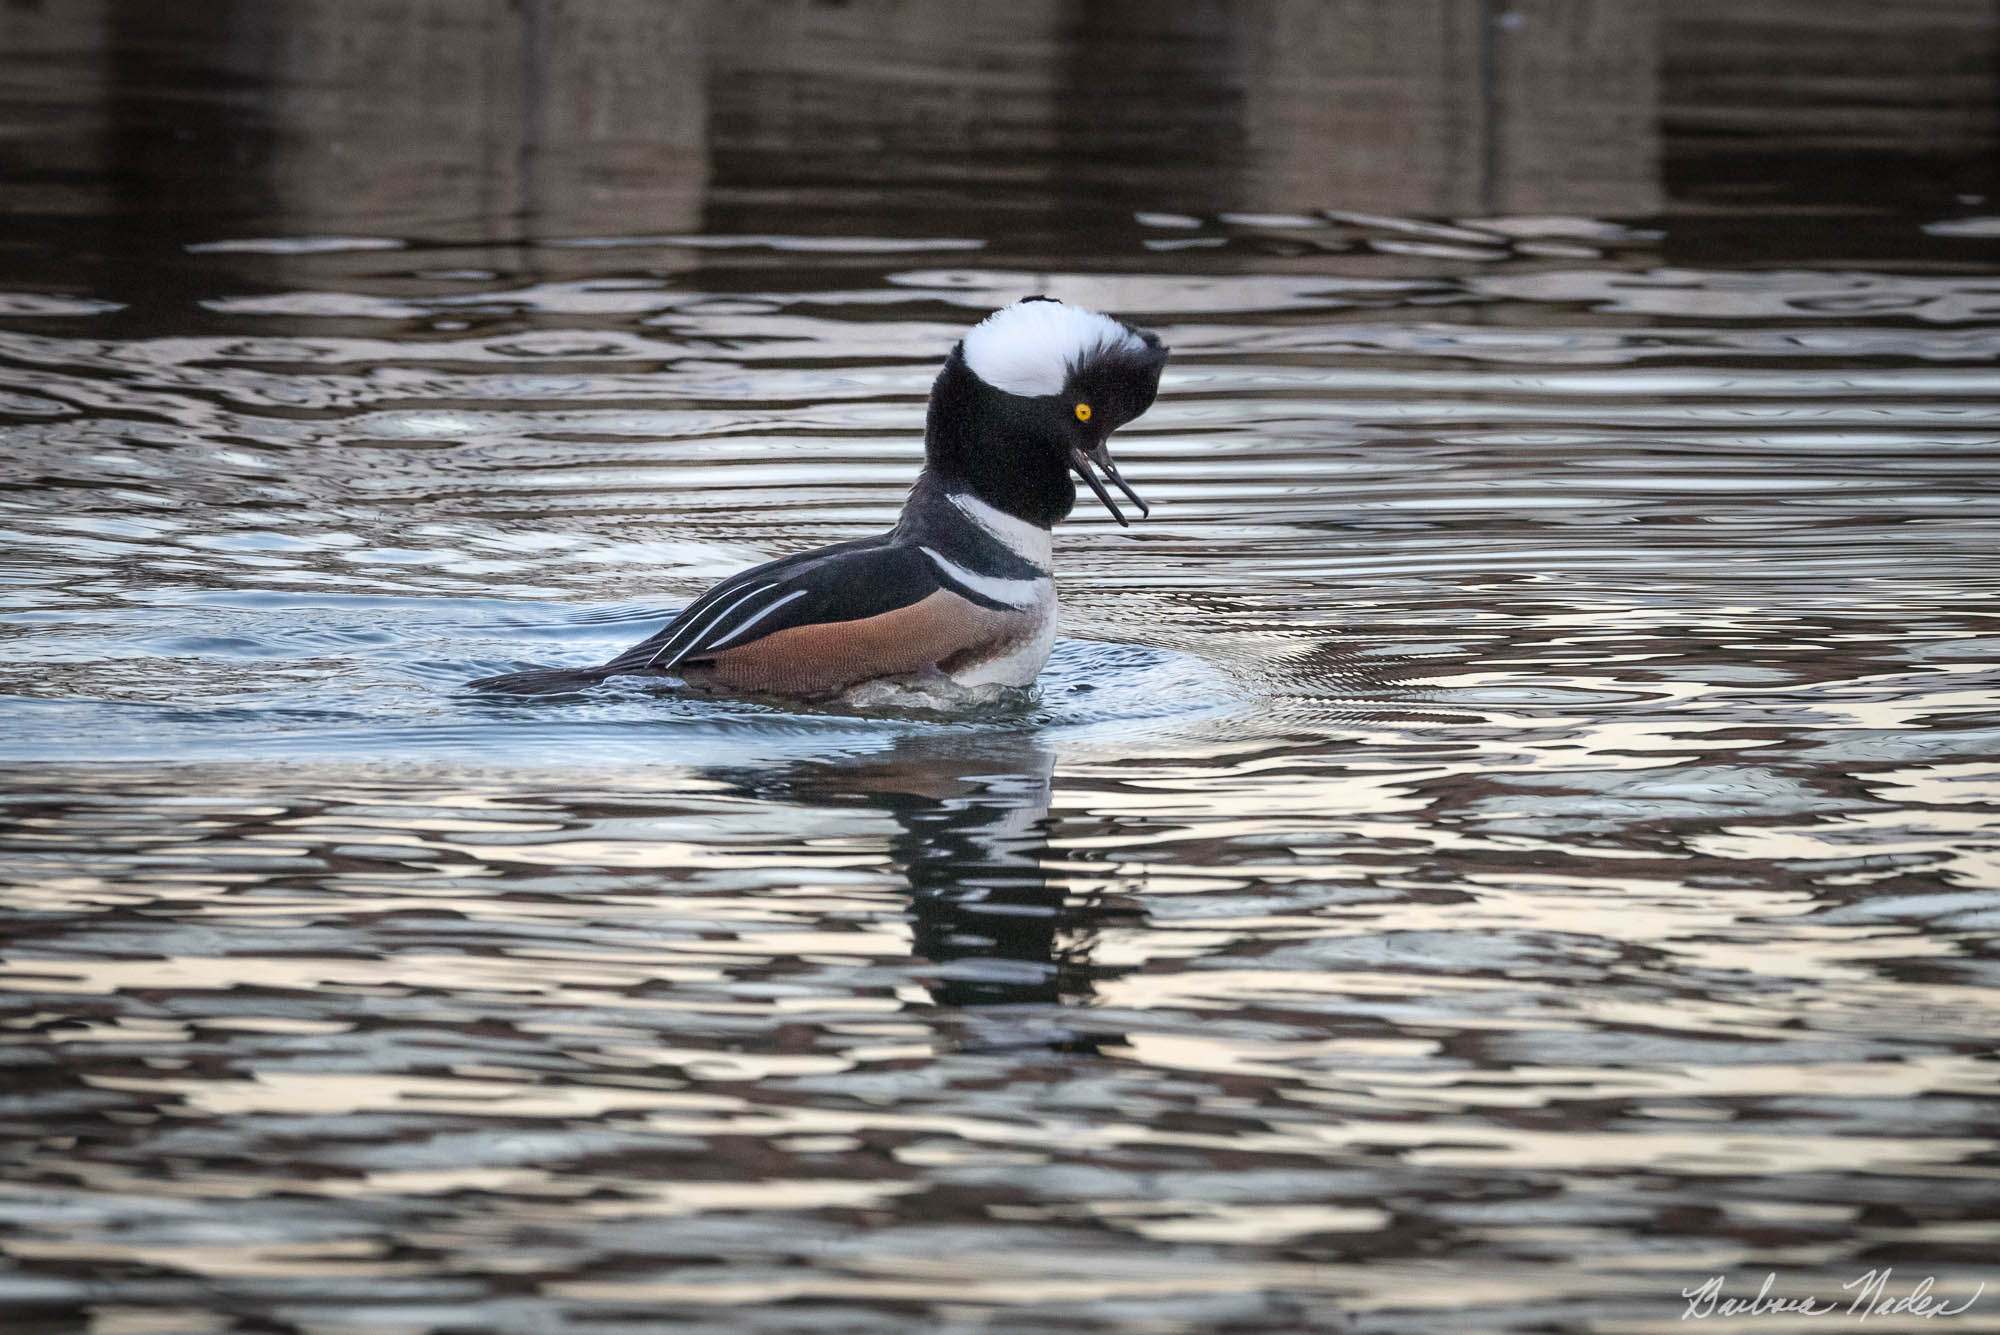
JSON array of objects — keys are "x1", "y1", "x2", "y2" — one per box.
[
  {"x1": 6, "y1": 0, "x2": 1995, "y2": 274},
  {"x1": 715, "y1": 732, "x2": 1136, "y2": 1014},
  {"x1": 5, "y1": 1, "x2": 2000, "y2": 1330}
]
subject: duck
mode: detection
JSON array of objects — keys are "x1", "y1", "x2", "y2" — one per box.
[{"x1": 469, "y1": 297, "x2": 1168, "y2": 699}]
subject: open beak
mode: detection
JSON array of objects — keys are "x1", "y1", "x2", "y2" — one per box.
[{"x1": 1069, "y1": 443, "x2": 1151, "y2": 527}]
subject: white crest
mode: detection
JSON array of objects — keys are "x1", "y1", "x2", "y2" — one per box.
[{"x1": 960, "y1": 299, "x2": 1144, "y2": 397}]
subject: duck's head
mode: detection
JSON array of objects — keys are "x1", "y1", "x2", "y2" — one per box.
[{"x1": 925, "y1": 297, "x2": 1169, "y2": 528}]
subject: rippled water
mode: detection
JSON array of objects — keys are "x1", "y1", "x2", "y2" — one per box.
[{"x1": 4, "y1": 4, "x2": 2000, "y2": 1332}]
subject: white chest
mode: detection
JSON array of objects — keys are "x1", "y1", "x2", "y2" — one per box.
[
  {"x1": 934, "y1": 490, "x2": 1060, "y2": 688},
  {"x1": 948, "y1": 583, "x2": 1059, "y2": 688}
]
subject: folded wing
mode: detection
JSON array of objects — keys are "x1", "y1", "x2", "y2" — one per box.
[{"x1": 597, "y1": 538, "x2": 942, "y2": 679}]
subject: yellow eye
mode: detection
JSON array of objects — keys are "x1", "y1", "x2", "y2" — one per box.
[{"x1": 1074, "y1": 402, "x2": 1093, "y2": 422}]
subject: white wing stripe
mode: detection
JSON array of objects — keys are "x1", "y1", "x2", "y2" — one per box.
[
  {"x1": 703, "y1": 588, "x2": 810, "y2": 652},
  {"x1": 644, "y1": 582, "x2": 776, "y2": 668},
  {"x1": 920, "y1": 547, "x2": 1047, "y2": 610}
]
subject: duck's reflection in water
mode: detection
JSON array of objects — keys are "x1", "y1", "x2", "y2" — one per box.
[{"x1": 717, "y1": 730, "x2": 1139, "y2": 1017}]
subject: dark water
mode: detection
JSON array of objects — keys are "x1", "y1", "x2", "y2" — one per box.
[{"x1": 4, "y1": 3, "x2": 2000, "y2": 1331}]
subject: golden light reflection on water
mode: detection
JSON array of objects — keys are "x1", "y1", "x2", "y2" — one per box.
[{"x1": 5, "y1": 1, "x2": 2000, "y2": 1329}]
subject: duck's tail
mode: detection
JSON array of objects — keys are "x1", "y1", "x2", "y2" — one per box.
[{"x1": 466, "y1": 665, "x2": 614, "y2": 695}]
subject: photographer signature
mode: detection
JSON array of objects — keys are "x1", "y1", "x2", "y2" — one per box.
[{"x1": 1683, "y1": 1270, "x2": 1984, "y2": 1321}]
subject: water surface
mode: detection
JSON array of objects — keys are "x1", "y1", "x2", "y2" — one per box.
[{"x1": 3, "y1": 3, "x2": 1999, "y2": 1331}]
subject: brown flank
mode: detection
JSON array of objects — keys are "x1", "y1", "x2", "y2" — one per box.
[{"x1": 683, "y1": 590, "x2": 1031, "y2": 698}]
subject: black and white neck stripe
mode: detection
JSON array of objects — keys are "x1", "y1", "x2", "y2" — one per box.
[{"x1": 896, "y1": 477, "x2": 1053, "y2": 613}]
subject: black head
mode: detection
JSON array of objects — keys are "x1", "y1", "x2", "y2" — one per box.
[{"x1": 922, "y1": 299, "x2": 1170, "y2": 528}]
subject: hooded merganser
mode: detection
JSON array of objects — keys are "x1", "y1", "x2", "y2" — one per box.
[{"x1": 470, "y1": 297, "x2": 1169, "y2": 699}]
